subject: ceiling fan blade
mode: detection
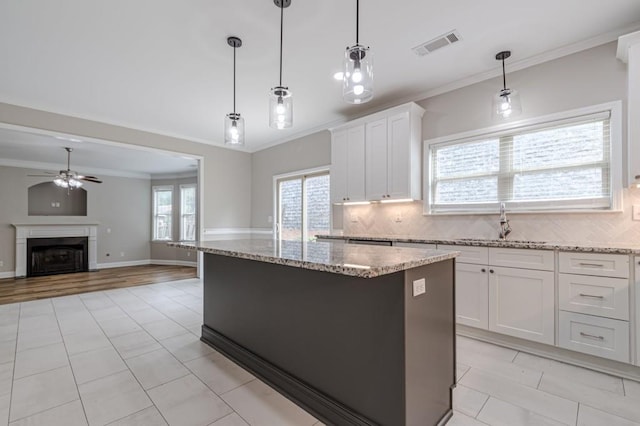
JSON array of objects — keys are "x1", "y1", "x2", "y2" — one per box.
[
  {"x1": 79, "y1": 177, "x2": 102, "y2": 183},
  {"x1": 78, "y1": 175, "x2": 99, "y2": 179},
  {"x1": 27, "y1": 174, "x2": 57, "y2": 177}
]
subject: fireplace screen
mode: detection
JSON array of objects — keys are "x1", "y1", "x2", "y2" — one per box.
[{"x1": 27, "y1": 237, "x2": 89, "y2": 277}]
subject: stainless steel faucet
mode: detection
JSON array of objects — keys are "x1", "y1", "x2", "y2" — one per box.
[{"x1": 498, "y1": 202, "x2": 511, "y2": 240}]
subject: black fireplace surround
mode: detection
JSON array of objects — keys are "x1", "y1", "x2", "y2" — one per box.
[{"x1": 27, "y1": 237, "x2": 89, "y2": 277}]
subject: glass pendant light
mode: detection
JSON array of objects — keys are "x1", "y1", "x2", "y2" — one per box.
[
  {"x1": 224, "y1": 36, "x2": 245, "y2": 145},
  {"x1": 343, "y1": 0, "x2": 373, "y2": 104},
  {"x1": 492, "y1": 50, "x2": 521, "y2": 119},
  {"x1": 269, "y1": 0, "x2": 293, "y2": 129}
]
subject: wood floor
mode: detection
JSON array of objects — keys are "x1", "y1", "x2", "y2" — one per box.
[{"x1": 0, "y1": 264, "x2": 197, "y2": 305}]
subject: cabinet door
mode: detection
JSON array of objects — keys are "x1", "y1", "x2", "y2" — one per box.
[
  {"x1": 365, "y1": 118, "x2": 388, "y2": 200},
  {"x1": 456, "y1": 263, "x2": 489, "y2": 329},
  {"x1": 346, "y1": 125, "x2": 366, "y2": 202},
  {"x1": 330, "y1": 129, "x2": 348, "y2": 204},
  {"x1": 387, "y1": 112, "x2": 412, "y2": 199},
  {"x1": 489, "y1": 266, "x2": 555, "y2": 344}
]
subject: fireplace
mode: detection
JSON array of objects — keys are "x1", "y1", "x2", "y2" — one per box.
[
  {"x1": 13, "y1": 224, "x2": 98, "y2": 278},
  {"x1": 27, "y1": 237, "x2": 88, "y2": 277}
]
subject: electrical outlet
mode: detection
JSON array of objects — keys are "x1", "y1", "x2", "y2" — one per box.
[
  {"x1": 0, "y1": 261, "x2": 3, "y2": 268},
  {"x1": 633, "y1": 205, "x2": 640, "y2": 221},
  {"x1": 394, "y1": 211, "x2": 402, "y2": 222},
  {"x1": 267, "y1": 215, "x2": 273, "y2": 224},
  {"x1": 120, "y1": 252, "x2": 125, "y2": 257},
  {"x1": 412, "y1": 278, "x2": 426, "y2": 297},
  {"x1": 187, "y1": 252, "x2": 191, "y2": 257},
  {"x1": 350, "y1": 213, "x2": 359, "y2": 223},
  {"x1": 106, "y1": 228, "x2": 111, "y2": 234}
]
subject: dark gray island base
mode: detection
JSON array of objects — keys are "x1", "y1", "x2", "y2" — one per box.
[{"x1": 175, "y1": 240, "x2": 457, "y2": 426}]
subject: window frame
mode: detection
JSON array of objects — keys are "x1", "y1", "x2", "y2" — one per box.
[
  {"x1": 179, "y1": 184, "x2": 197, "y2": 242},
  {"x1": 423, "y1": 101, "x2": 623, "y2": 215},
  {"x1": 152, "y1": 185, "x2": 174, "y2": 241}
]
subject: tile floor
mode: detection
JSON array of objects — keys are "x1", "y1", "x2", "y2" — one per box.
[{"x1": 0, "y1": 278, "x2": 638, "y2": 425}]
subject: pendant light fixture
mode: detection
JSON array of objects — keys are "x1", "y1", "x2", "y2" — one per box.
[
  {"x1": 343, "y1": 0, "x2": 373, "y2": 104},
  {"x1": 492, "y1": 50, "x2": 521, "y2": 119},
  {"x1": 224, "y1": 36, "x2": 244, "y2": 145},
  {"x1": 269, "y1": 0, "x2": 292, "y2": 129}
]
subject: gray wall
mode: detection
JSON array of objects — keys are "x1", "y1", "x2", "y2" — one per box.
[
  {"x1": 0, "y1": 103, "x2": 253, "y2": 231},
  {"x1": 0, "y1": 165, "x2": 151, "y2": 272},
  {"x1": 150, "y1": 176, "x2": 198, "y2": 262},
  {"x1": 250, "y1": 131, "x2": 331, "y2": 229}
]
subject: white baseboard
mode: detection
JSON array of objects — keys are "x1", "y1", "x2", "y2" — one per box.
[
  {"x1": 0, "y1": 271, "x2": 15, "y2": 279},
  {"x1": 150, "y1": 260, "x2": 197, "y2": 267},
  {"x1": 98, "y1": 260, "x2": 151, "y2": 269}
]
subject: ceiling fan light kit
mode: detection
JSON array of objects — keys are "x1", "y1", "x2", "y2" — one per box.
[
  {"x1": 492, "y1": 50, "x2": 521, "y2": 119},
  {"x1": 224, "y1": 36, "x2": 245, "y2": 146},
  {"x1": 343, "y1": 0, "x2": 373, "y2": 104},
  {"x1": 50, "y1": 147, "x2": 102, "y2": 192},
  {"x1": 269, "y1": 0, "x2": 293, "y2": 130}
]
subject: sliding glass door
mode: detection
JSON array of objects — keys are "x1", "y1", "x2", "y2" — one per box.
[{"x1": 277, "y1": 172, "x2": 330, "y2": 241}]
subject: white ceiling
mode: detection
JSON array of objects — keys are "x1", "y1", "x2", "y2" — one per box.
[{"x1": 1, "y1": 0, "x2": 640, "y2": 157}]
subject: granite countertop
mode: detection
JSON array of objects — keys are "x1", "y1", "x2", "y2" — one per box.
[
  {"x1": 316, "y1": 235, "x2": 640, "y2": 255},
  {"x1": 169, "y1": 239, "x2": 459, "y2": 278}
]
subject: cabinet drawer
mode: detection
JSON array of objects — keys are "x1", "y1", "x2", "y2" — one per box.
[
  {"x1": 559, "y1": 252, "x2": 629, "y2": 278},
  {"x1": 559, "y1": 274, "x2": 629, "y2": 320},
  {"x1": 489, "y1": 248, "x2": 554, "y2": 271},
  {"x1": 438, "y1": 245, "x2": 488, "y2": 265},
  {"x1": 559, "y1": 311, "x2": 629, "y2": 363},
  {"x1": 394, "y1": 242, "x2": 436, "y2": 250}
]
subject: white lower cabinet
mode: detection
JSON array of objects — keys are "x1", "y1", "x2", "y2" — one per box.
[
  {"x1": 559, "y1": 311, "x2": 630, "y2": 363},
  {"x1": 456, "y1": 263, "x2": 489, "y2": 329},
  {"x1": 488, "y1": 266, "x2": 555, "y2": 345}
]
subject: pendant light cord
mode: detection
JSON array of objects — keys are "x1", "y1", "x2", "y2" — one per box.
[
  {"x1": 279, "y1": 1, "x2": 284, "y2": 87},
  {"x1": 233, "y1": 45, "x2": 236, "y2": 114},
  {"x1": 356, "y1": 0, "x2": 359, "y2": 45}
]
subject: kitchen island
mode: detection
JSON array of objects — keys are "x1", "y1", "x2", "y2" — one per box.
[{"x1": 170, "y1": 239, "x2": 459, "y2": 426}]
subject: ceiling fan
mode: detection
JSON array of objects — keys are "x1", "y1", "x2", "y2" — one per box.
[{"x1": 29, "y1": 147, "x2": 103, "y2": 191}]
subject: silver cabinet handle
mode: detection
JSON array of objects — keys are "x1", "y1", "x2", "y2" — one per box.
[
  {"x1": 578, "y1": 262, "x2": 604, "y2": 267},
  {"x1": 579, "y1": 293, "x2": 604, "y2": 299},
  {"x1": 580, "y1": 332, "x2": 604, "y2": 340},
  {"x1": 481, "y1": 268, "x2": 486, "y2": 273}
]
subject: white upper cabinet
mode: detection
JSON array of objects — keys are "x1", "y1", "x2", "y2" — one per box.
[
  {"x1": 617, "y1": 31, "x2": 640, "y2": 186},
  {"x1": 330, "y1": 102, "x2": 424, "y2": 203},
  {"x1": 330, "y1": 124, "x2": 365, "y2": 204}
]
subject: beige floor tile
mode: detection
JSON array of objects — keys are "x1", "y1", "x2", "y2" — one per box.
[
  {"x1": 458, "y1": 351, "x2": 542, "y2": 388},
  {"x1": 10, "y1": 366, "x2": 79, "y2": 422},
  {"x1": 125, "y1": 348, "x2": 189, "y2": 390},
  {"x1": 221, "y1": 379, "x2": 316, "y2": 426},
  {"x1": 78, "y1": 370, "x2": 152, "y2": 426},
  {"x1": 81, "y1": 296, "x2": 116, "y2": 311},
  {"x1": 160, "y1": 332, "x2": 213, "y2": 363},
  {"x1": 109, "y1": 330, "x2": 162, "y2": 359},
  {"x1": 148, "y1": 374, "x2": 232, "y2": 426},
  {"x1": 459, "y1": 368, "x2": 577, "y2": 425},
  {"x1": 185, "y1": 352, "x2": 254, "y2": 395},
  {"x1": 142, "y1": 319, "x2": 189, "y2": 341},
  {"x1": 19, "y1": 300, "x2": 54, "y2": 318},
  {"x1": 57, "y1": 311, "x2": 101, "y2": 335},
  {"x1": 0, "y1": 340, "x2": 16, "y2": 364},
  {"x1": 16, "y1": 327, "x2": 63, "y2": 352},
  {"x1": 539, "y1": 373, "x2": 640, "y2": 423},
  {"x1": 107, "y1": 406, "x2": 168, "y2": 426},
  {"x1": 453, "y1": 384, "x2": 489, "y2": 418},
  {"x1": 0, "y1": 362, "x2": 13, "y2": 397},
  {"x1": 13, "y1": 342, "x2": 69, "y2": 379},
  {"x1": 208, "y1": 413, "x2": 250, "y2": 426},
  {"x1": 70, "y1": 346, "x2": 128, "y2": 385},
  {"x1": 17, "y1": 313, "x2": 58, "y2": 334},
  {"x1": 623, "y1": 378, "x2": 640, "y2": 400},
  {"x1": 457, "y1": 363, "x2": 470, "y2": 381},
  {"x1": 0, "y1": 393, "x2": 10, "y2": 425},
  {"x1": 9, "y1": 399, "x2": 87, "y2": 426},
  {"x1": 477, "y1": 397, "x2": 568, "y2": 426},
  {"x1": 89, "y1": 306, "x2": 127, "y2": 322},
  {"x1": 438, "y1": 411, "x2": 488, "y2": 426},
  {"x1": 63, "y1": 329, "x2": 112, "y2": 356},
  {"x1": 125, "y1": 308, "x2": 167, "y2": 325},
  {"x1": 577, "y1": 403, "x2": 640, "y2": 426},
  {"x1": 514, "y1": 352, "x2": 625, "y2": 395},
  {"x1": 97, "y1": 317, "x2": 142, "y2": 338}
]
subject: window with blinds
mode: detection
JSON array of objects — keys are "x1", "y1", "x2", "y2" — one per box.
[{"x1": 427, "y1": 107, "x2": 618, "y2": 214}]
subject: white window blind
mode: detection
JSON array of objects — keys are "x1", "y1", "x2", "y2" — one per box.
[
  {"x1": 180, "y1": 185, "x2": 197, "y2": 241},
  {"x1": 153, "y1": 186, "x2": 173, "y2": 241},
  {"x1": 429, "y1": 111, "x2": 612, "y2": 213}
]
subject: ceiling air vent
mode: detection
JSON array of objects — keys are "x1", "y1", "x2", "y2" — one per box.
[{"x1": 412, "y1": 30, "x2": 461, "y2": 56}]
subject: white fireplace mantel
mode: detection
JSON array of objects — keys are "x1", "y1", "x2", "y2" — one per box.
[{"x1": 13, "y1": 223, "x2": 98, "y2": 277}]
